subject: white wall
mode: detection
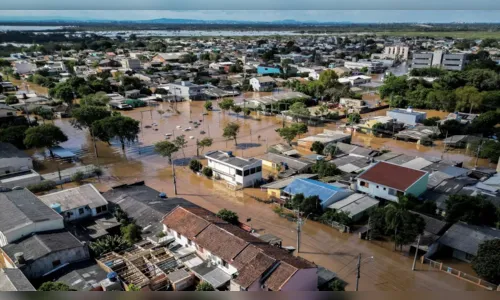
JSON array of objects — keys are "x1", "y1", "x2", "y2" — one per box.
[
  {"x1": 1, "y1": 217, "x2": 64, "y2": 247},
  {"x1": 280, "y1": 268, "x2": 317, "y2": 291},
  {"x1": 63, "y1": 206, "x2": 92, "y2": 222},
  {"x1": 356, "y1": 179, "x2": 399, "y2": 202},
  {"x1": 0, "y1": 157, "x2": 32, "y2": 174},
  {"x1": 208, "y1": 158, "x2": 262, "y2": 187}
]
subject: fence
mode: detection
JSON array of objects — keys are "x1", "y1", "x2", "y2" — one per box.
[
  {"x1": 319, "y1": 219, "x2": 350, "y2": 233},
  {"x1": 421, "y1": 257, "x2": 499, "y2": 291}
]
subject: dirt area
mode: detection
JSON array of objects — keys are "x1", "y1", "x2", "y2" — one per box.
[
  {"x1": 28, "y1": 91, "x2": 488, "y2": 291},
  {"x1": 9, "y1": 78, "x2": 49, "y2": 96}
]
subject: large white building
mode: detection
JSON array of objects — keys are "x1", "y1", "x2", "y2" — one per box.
[
  {"x1": 383, "y1": 46, "x2": 410, "y2": 60},
  {"x1": 205, "y1": 150, "x2": 262, "y2": 188},
  {"x1": 411, "y1": 50, "x2": 468, "y2": 71}
]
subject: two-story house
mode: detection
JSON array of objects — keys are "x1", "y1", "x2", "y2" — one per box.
[
  {"x1": 250, "y1": 76, "x2": 275, "y2": 92},
  {"x1": 39, "y1": 184, "x2": 109, "y2": 222},
  {"x1": 205, "y1": 150, "x2": 262, "y2": 188},
  {"x1": 356, "y1": 161, "x2": 429, "y2": 202}
]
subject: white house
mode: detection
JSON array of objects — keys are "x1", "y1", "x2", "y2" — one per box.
[
  {"x1": 38, "y1": 184, "x2": 109, "y2": 222},
  {"x1": 0, "y1": 142, "x2": 33, "y2": 175},
  {"x1": 250, "y1": 76, "x2": 275, "y2": 92},
  {"x1": 356, "y1": 161, "x2": 429, "y2": 202},
  {"x1": 0, "y1": 189, "x2": 64, "y2": 247},
  {"x1": 0, "y1": 104, "x2": 17, "y2": 119},
  {"x1": 338, "y1": 75, "x2": 372, "y2": 86},
  {"x1": 205, "y1": 150, "x2": 262, "y2": 188}
]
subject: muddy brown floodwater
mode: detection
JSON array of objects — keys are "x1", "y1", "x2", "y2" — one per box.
[{"x1": 30, "y1": 93, "x2": 487, "y2": 291}]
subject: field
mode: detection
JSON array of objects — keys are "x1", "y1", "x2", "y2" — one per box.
[{"x1": 374, "y1": 31, "x2": 500, "y2": 39}]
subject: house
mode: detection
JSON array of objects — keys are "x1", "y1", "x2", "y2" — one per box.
[
  {"x1": 38, "y1": 184, "x2": 109, "y2": 222},
  {"x1": 0, "y1": 268, "x2": 36, "y2": 291},
  {"x1": 121, "y1": 58, "x2": 141, "y2": 70},
  {"x1": 0, "y1": 142, "x2": 33, "y2": 175},
  {"x1": 443, "y1": 135, "x2": 481, "y2": 148},
  {"x1": 437, "y1": 222, "x2": 500, "y2": 262},
  {"x1": 356, "y1": 161, "x2": 429, "y2": 202},
  {"x1": 250, "y1": 76, "x2": 275, "y2": 92},
  {"x1": 102, "y1": 182, "x2": 199, "y2": 241},
  {"x1": 387, "y1": 108, "x2": 427, "y2": 126},
  {"x1": 332, "y1": 67, "x2": 351, "y2": 77},
  {"x1": 167, "y1": 81, "x2": 205, "y2": 100},
  {"x1": 282, "y1": 178, "x2": 354, "y2": 208},
  {"x1": 338, "y1": 75, "x2": 372, "y2": 86},
  {"x1": 152, "y1": 52, "x2": 188, "y2": 63},
  {"x1": 297, "y1": 130, "x2": 351, "y2": 150},
  {"x1": 410, "y1": 211, "x2": 449, "y2": 255},
  {"x1": 257, "y1": 65, "x2": 281, "y2": 75},
  {"x1": 261, "y1": 174, "x2": 317, "y2": 200},
  {"x1": 0, "y1": 104, "x2": 17, "y2": 119},
  {"x1": 439, "y1": 112, "x2": 478, "y2": 125},
  {"x1": 14, "y1": 62, "x2": 35, "y2": 74},
  {"x1": 205, "y1": 150, "x2": 262, "y2": 188},
  {"x1": 0, "y1": 82, "x2": 17, "y2": 92},
  {"x1": 162, "y1": 206, "x2": 318, "y2": 291},
  {"x1": 0, "y1": 230, "x2": 90, "y2": 279},
  {"x1": 0, "y1": 188, "x2": 64, "y2": 247},
  {"x1": 327, "y1": 193, "x2": 379, "y2": 222},
  {"x1": 42, "y1": 260, "x2": 109, "y2": 291},
  {"x1": 260, "y1": 152, "x2": 312, "y2": 176}
]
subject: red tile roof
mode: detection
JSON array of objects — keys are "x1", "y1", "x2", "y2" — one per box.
[
  {"x1": 232, "y1": 245, "x2": 262, "y2": 269},
  {"x1": 162, "y1": 207, "x2": 211, "y2": 239},
  {"x1": 263, "y1": 262, "x2": 297, "y2": 291},
  {"x1": 357, "y1": 161, "x2": 427, "y2": 191},
  {"x1": 194, "y1": 224, "x2": 249, "y2": 262},
  {"x1": 233, "y1": 253, "x2": 276, "y2": 289}
]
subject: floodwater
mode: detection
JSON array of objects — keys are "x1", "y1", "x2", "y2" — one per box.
[{"x1": 30, "y1": 90, "x2": 488, "y2": 291}]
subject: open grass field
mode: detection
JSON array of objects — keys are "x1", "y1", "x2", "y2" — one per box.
[{"x1": 374, "y1": 31, "x2": 500, "y2": 39}]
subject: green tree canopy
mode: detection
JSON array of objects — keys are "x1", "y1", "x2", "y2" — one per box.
[
  {"x1": 472, "y1": 239, "x2": 500, "y2": 284},
  {"x1": 445, "y1": 194, "x2": 499, "y2": 227},
  {"x1": 24, "y1": 124, "x2": 68, "y2": 155},
  {"x1": 80, "y1": 92, "x2": 110, "y2": 106},
  {"x1": 216, "y1": 208, "x2": 239, "y2": 225},
  {"x1": 196, "y1": 281, "x2": 215, "y2": 291},
  {"x1": 38, "y1": 282, "x2": 75, "y2": 291},
  {"x1": 311, "y1": 160, "x2": 341, "y2": 178},
  {"x1": 196, "y1": 137, "x2": 213, "y2": 156},
  {"x1": 154, "y1": 140, "x2": 179, "y2": 163},
  {"x1": 223, "y1": 122, "x2": 240, "y2": 145},
  {"x1": 219, "y1": 98, "x2": 234, "y2": 113},
  {"x1": 71, "y1": 105, "x2": 111, "y2": 129},
  {"x1": 93, "y1": 115, "x2": 140, "y2": 151},
  {"x1": 310, "y1": 141, "x2": 325, "y2": 154}
]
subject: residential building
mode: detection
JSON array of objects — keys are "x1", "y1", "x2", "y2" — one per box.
[
  {"x1": 121, "y1": 58, "x2": 142, "y2": 70},
  {"x1": 14, "y1": 62, "x2": 35, "y2": 74},
  {"x1": 411, "y1": 51, "x2": 468, "y2": 71},
  {"x1": 437, "y1": 222, "x2": 500, "y2": 262},
  {"x1": 261, "y1": 174, "x2": 317, "y2": 200},
  {"x1": 439, "y1": 112, "x2": 478, "y2": 125},
  {"x1": 257, "y1": 65, "x2": 281, "y2": 75},
  {"x1": 356, "y1": 161, "x2": 429, "y2": 202},
  {"x1": 282, "y1": 178, "x2": 354, "y2": 208},
  {"x1": 152, "y1": 52, "x2": 188, "y2": 63},
  {"x1": 338, "y1": 75, "x2": 372, "y2": 86},
  {"x1": 382, "y1": 46, "x2": 410, "y2": 60},
  {"x1": 344, "y1": 60, "x2": 384, "y2": 73},
  {"x1": 387, "y1": 108, "x2": 427, "y2": 126},
  {"x1": 0, "y1": 230, "x2": 90, "y2": 279},
  {"x1": 0, "y1": 82, "x2": 16, "y2": 92},
  {"x1": 38, "y1": 184, "x2": 109, "y2": 222},
  {"x1": 205, "y1": 150, "x2": 262, "y2": 188},
  {"x1": 0, "y1": 104, "x2": 17, "y2": 119},
  {"x1": 297, "y1": 130, "x2": 351, "y2": 150},
  {"x1": 162, "y1": 206, "x2": 318, "y2": 291},
  {"x1": 327, "y1": 193, "x2": 379, "y2": 222},
  {"x1": 0, "y1": 268, "x2": 36, "y2": 291},
  {"x1": 260, "y1": 152, "x2": 312, "y2": 177},
  {"x1": 277, "y1": 53, "x2": 311, "y2": 63},
  {"x1": 0, "y1": 142, "x2": 33, "y2": 175},
  {"x1": 0, "y1": 188, "x2": 64, "y2": 247},
  {"x1": 250, "y1": 76, "x2": 275, "y2": 92},
  {"x1": 167, "y1": 82, "x2": 204, "y2": 100},
  {"x1": 332, "y1": 67, "x2": 351, "y2": 77}
]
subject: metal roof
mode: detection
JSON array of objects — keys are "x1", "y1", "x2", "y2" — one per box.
[
  {"x1": 205, "y1": 150, "x2": 259, "y2": 168},
  {"x1": 0, "y1": 142, "x2": 30, "y2": 159},
  {"x1": 439, "y1": 223, "x2": 500, "y2": 256},
  {"x1": 328, "y1": 193, "x2": 379, "y2": 217},
  {"x1": 261, "y1": 174, "x2": 317, "y2": 190},
  {"x1": 39, "y1": 184, "x2": 108, "y2": 211},
  {"x1": 0, "y1": 269, "x2": 35, "y2": 291},
  {"x1": 283, "y1": 178, "x2": 353, "y2": 205}
]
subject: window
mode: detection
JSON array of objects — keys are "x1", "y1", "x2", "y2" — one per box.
[
  {"x1": 360, "y1": 181, "x2": 369, "y2": 187},
  {"x1": 222, "y1": 260, "x2": 228, "y2": 267},
  {"x1": 383, "y1": 187, "x2": 386, "y2": 191},
  {"x1": 388, "y1": 188, "x2": 397, "y2": 196},
  {"x1": 250, "y1": 168, "x2": 256, "y2": 174},
  {"x1": 78, "y1": 208, "x2": 84, "y2": 215},
  {"x1": 96, "y1": 205, "x2": 107, "y2": 214},
  {"x1": 256, "y1": 166, "x2": 262, "y2": 172},
  {"x1": 244, "y1": 169, "x2": 250, "y2": 176},
  {"x1": 52, "y1": 260, "x2": 61, "y2": 267},
  {"x1": 236, "y1": 169, "x2": 243, "y2": 176}
]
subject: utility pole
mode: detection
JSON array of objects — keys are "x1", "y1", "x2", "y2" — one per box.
[
  {"x1": 355, "y1": 253, "x2": 361, "y2": 291},
  {"x1": 441, "y1": 130, "x2": 448, "y2": 160},
  {"x1": 296, "y1": 210, "x2": 304, "y2": 253},
  {"x1": 171, "y1": 155, "x2": 178, "y2": 195},
  {"x1": 412, "y1": 235, "x2": 421, "y2": 271},
  {"x1": 474, "y1": 139, "x2": 484, "y2": 169}
]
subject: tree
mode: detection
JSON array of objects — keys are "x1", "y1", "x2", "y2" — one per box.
[
  {"x1": 204, "y1": 100, "x2": 213, "y2": 111},
  {"x1": 384, "y1": 199, "x2": 425, "y2": 250},
  {"x1": 276, "y1": 126, "x2": 298, "y2": 145},
  {"x1": 288, "y1": 102, "x2": 310, "y2": 121},
  {"x1": 379, "y1": 75, "x2": 408, "y2": 99},
  {"x1": 232, "y1": 105, "x2": 242, "y2": 118},
  {"x1": 80, "y1": 92, "x2": 110, "y2": 106},
  {"x1": 216, "y1": 208, "x2": 239, "y2": 225},
  {"x1": 5, "y1": 95, "x2": 18, "y2": 105},
  {"x1": 445, "y1": 194, "x2": 499, "y2": 227},
  {"x1": 34, "y1": 107, "x2": 53, "y2": 123},
  {"x1": 348, "y1": 113, "x2": 361, "y2": 124},
  {"x1": 128, "y1": 284, "x2": 141, "y2": 291},
  {"x1": 24, "y1": 124, "x2": 68, "y2": 156},
  {"x1": 196, "y1": 137, "x2": 213, "y2": 156},
  {"x1": 89, "y1": 235, "x2": 130, "y2": 257},
  {"x1": 189, "y1": 159, "x2": 203, "y2": 173},
  {"x1": 439, "y1": 119, "x2": 464, "y2": 136},
  {"x1": 472, "y1": 240, "x2": 500, "y2": 284},
  {"x1": 196, "y1": 281, "x2": 215, "y2": 291},
  {"x1": 154, "y1": 141, "x2": 179, "y2": 163},
  {"x1": 323, "y1": 279, "x2": 345, "y2": 291},
  {"x1": 311, "y1": 160, "x2": 341, "y2": 178},
  {"x1": 291, "y1": 122, "x2": 308, "y2": 137},
  {"x1": 310, "y1": 141, "x2": 325, "y2": 154},
  {"x1": 202, "y1": 166, "x2": 213, "y2": 177},
  {"x1": 223, "y1": 122, "x2": 240, "y2": 145},
  {"x1": 468, "y1": 111, "x2": 500, "y2": 136},
  {"x1": 39, "y1": 282, "x2": 75, "y2": 291},
  {"x1": 479, "y1": 140, "x2": 500, "y2": 162},
  {"x1": 93, "y1": 115, "x2": 140, "y2": 151},
  {"x1": 173, "y1": 135, "x2": 188, "y2": 158},
  {"x1": 455, "y1": 86, "x2": 482, "y2": 113},
  {"x1": 290, "y1": 194, "x2": 323, "y2": 217},
  {"x1": 318, "y1": 69, "x2": 339, "y2": 89},
  {"x1": 319, "y1": 209, "x2": 352, "y2": 226},
  {"x1": 0, "y1": 125, "x2": 28, "y2": 149},
  {"x1": 243, "y1": 107, "x2": 251, "y2": 116},
  {"x1": 50, "y1": 82, "x2": 75, "y2": 104},
  {"x1": 121, "y1": 223, "x2": 141, "y2": 244},
  {"x1": 422, "y1": 116, "x2": 441, "y2": 126},
  {"x1": 219, "y1": 98, "x2": 234, "y2": 114},
  {"x1": 71, "y1": 105, "x2": 111, "y2": 129}
]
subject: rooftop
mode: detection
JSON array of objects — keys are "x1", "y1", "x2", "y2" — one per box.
[
  {"x1": 261, "y1": 173, "x2": 317, "y2": 190},
  {"x1": 39, "y1": 184, "x2": 108, "y2": 212},
  {"x1": 0, "y1": 268, "x2": 36, "y2": 291},
  {"x1": 389, "y1": 108, "x2": 427, "y2": 116},
  {"x1": 0, "y1": 142, "x2": 30, "y2": 159},
  {"x1": 438, "y1": 222, "x2": 500, "y2": 256},
  {"x1": 205, "y1": 150, "x2": 259, "y2": 168},
  {"x1": 357, "y1": 161, "x2": 427, "y2": 191},
  {"x1": 283, "y1": 178, "x2": 353, "y2": 205}
]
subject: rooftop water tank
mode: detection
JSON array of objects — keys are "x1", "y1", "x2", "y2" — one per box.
[
  {"x1": 50, "y1": 203, "x2": 62, "y2": 213},
  {"x1": 227, "y1": 151, "x2": 233, "y2": 157},
  {"x1": 159, "y1": 192, "x2": 167, "y2": 199},
  {"x1": 107, "y1": 272, "x2": 118, "y2": 282}
]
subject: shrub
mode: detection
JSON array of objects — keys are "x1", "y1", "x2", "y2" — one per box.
[
  {"x1": 27, "y1": 180, "x2": 57, "y2": 193},
  {"x1": 202, "y1": 166, "x2": 213, "y2": 177},
  {"x1": 310, "y1": 141, "x2": 325, "y2": 154},
  {"x1": 93, "y1": 166, "x2": 104, "y2": 177},
  {"x1": 189, "y1": 159, "x2": 203, "y2": 173},
  {"x1": 89, "y1": 235, "x2": 130, "y2": 257},
  {"x1": 216, "y1": 209, "x2": 239, "y2": 225},
  {"x1": 38, "y1": 282, "x2": 75, "y2": 291},
  {"x1": 156, "y1": 232, "x2": 166, "y2": 238},
  {"x1": 5, "y1": 95, "x2": 18, "y2": 105},
  {"x1": 71, "y1": 171, "x2": 85, "y2": 184},
  {"x1": 196, "y1": 281, "x2": 215, "y2": 291}
]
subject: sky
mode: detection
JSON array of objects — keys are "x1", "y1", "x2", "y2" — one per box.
[{"x1": 1, "y1": 10, "x2": 500, "y2": 23}]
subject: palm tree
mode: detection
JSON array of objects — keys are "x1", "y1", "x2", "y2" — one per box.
[{"x1": 384, "y1": 197, "x2": 410, "y2": 251}]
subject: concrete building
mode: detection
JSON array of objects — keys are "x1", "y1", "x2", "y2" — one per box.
[
  {"x1": 257, "y1": 65, "x2": 281, "y2": 75},
  {"x1": 383, "y1": 46, "x2": 410, "y2": 60},
  {"x1": 152, "y1": 52, "x2": 188, "y2": 63},
  {"x1": 411, "y1": 51, "x2": 468, "y2": 71},
  {"x1": 338, "y1": 75, "x2": 372, "y2": 86},
  {"x1": 167, "y1": 82, "x2": 204, "y2": 100},
  {"x1": 387, "y1": 108, "x2": 427, "y2": 126},
  {"x1": 0, "y1": 104, "x2": 17, "y2": 119},
  {"x1": 0, "y1": 142, "x2": 33, "y2": 175},
  {"x1": 261, "y1": 174, "x2": 318, "y2": 200},
  {"x1": 121, "y1": 58, "x2": 141, "y2": 70},
  {"x1": 14, "y1": 62, "x2": 35, "y2": 75},
  {"x1": 0, "y1": 268, "x2": 36, "y2": 291},
  {"x1": 250, "y1": 76, "x2": 275, "y2": 92},
  {"x1": 356, "y1": 161, "x2": 429, "y2": 202},
  {"x1": 344, "y1": 60, "x2": 384, "y2": 73},
  {"x1": 0, "y1": 189, "x2": 64, "y2": 247},
  {"x1": 0, "y1": 230, "x2": 90, "y2": 279},
  {"x1": 297, "y1": 130, "x2": 351, "y2": 150},
  {"x1": 38, "y1": 184, "x2": 109, "y2": 222},
  {"x1": 205, "y1": 150, "x2": 262, "y2": 188},
  {"x1": 327, "y1": 193, "x2": 379, "y2": 222}
]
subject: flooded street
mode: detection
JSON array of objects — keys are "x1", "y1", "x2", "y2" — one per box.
[{"x1": 29, "y1": 93, "x2": 487, "y2": 291}]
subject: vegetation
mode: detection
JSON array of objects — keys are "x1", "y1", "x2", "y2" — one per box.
[
  {"x1": 319, "y1": 209, "x2": 352, "y2": 226},
  {"x1": 347, "y1": 113, "x2": 361, "y2": 125},
  {"x1": 223, "y1": 122, "x2": 240, "y2": 145},
  {"x1": 310, "y1": 141, "x2": 325, "y2": 154},
  {"x1": 472, "y1": 239, "x2": 500, "y2": 284},
  {"x1": 26, "y1": 180, "x2": 57, "y2": 193},
  {"x1": 93, "y1": 115, "x2": 140, "y2": 151},
  {"x1": 71, "y1": 105, "x2": 111, "y2": 129},
  {"x1": 0, "y1": 125, "x2": 28, "y2": 149},
  {"x1": 196, "y1": 137, "x2": 213, "y2": 156},
  {"x1": 219, "y1": 98, "x2": 234, "y2": 113},
  {"x1": 5, "y1": 94, "x2": 18, "y2": 105},
  {"x1": 154, "y1": 141, "x2": 179, "y2": 163},
  {"x1": 275, "y1": 123, "x2": 308, "y2": 145},
  {"x1": 79, "y1": 92, "x2": 110, "y2": 106},
  {"x1": 312, "y1": 160, "x2": 341, "y2": 178},
  {"x1": 288, "y1": 102, "x2": 310, "y2": 120},
  {"x1": 89, "y1": 235, "x2": 130, "y2": 257},
  {"x1": 202, "y1": 166, "x2": 213, "y2": 178},
  {"x1": 195, "y1": 281, "x2": 215, "y2": 291},
  {"x1": 71, "y1": 171, "x2": 85, "y2": 184},
  {"x1": 422, "y1": 116, "x2": 441, "y2": 126},
  {"x1": 173, "y1": 135, "x2": 188, "y2": 158},
  {"x1": 287, "y1": 193, "x2": 323, "y2": 217},
  {"x1": 121, "y1": 223, "x2": 142, "y2": 244},
  {"x1": 38, "y1": 282, "x2": 75, "y2": 291},
  {"x1": 445, "y1": 194, "x2": 499, "y2": 227},
  {"x1": 33, "y1": 107, "x2": 54, "y2": 123},
  {"x1": 23, "y1": 124, "x2": 68, "y2": 156},
  {"x1": 322, "y1": 279, "x2": 346, "y2": 291},
  {"x1": 189, "y1": 159, "x2": 203, "y2": 173},
  {"x1": 216, "y1": 208, "x2": 239, "y2": 225},
  {"x1": 204, "y1": 100, "x2": 213, "y2": 111},
  {"x1": 128, "y1": 284, "x2": 141, "y2": 291}
]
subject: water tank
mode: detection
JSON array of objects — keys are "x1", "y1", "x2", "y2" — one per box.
[
  {"x1": 159, "y1": 192, "x2": 167, "y2": 199},
  {"x1": 227, "y1": 151, "x2": 233, "y2": 157},
  {"x1": 107, "y1": 272, "x2": 118, "y2": 282},
  {"x1": 50, "y1": 203, "x2": 62, "y2": 213},
  {"x1": 14, "y1": 252, "x2": 25, "y2": 264}
]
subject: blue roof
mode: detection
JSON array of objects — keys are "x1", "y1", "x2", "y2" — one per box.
[
  {"x1": 283, "y1": 178, "x2": 344, "y2": 204},
  {"x1": 49, "y1": 146, "x2": 76, "y2": 159}
]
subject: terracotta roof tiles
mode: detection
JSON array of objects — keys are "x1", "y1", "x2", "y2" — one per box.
[{"x1": 357, "y1": 161, "x2": 427, "y2": 191}]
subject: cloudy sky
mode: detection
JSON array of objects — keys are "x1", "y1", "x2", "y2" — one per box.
[{"x1": 1, "y1": 9, "x2": 500, "y2": 23}]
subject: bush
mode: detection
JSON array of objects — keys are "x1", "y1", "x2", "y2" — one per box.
[
  {"x1": 472, "y1": 239, "x2": 500, "y2": 284},
  {"x1": 196, "y1": 281, "x2": 215, "y2": 291},
  {"x1": 93, "y1": 166, "x2": 104, "y2": 177},
  {"x1": 156, "y1": 232, "x2": 166, "y2": 238},
  {"x1": 189, "y1": 159, "x2": 203, "y2": 173},
  {"x1": 5, "y1": 95, "x2": 18, "y2": 105},
  {"x1": 310, "y1": 141, "x2": 325, "y2": 154},
  {"x1": 89, "y1": 235, "x2": 130, "y2": 257},
  {"x1": 27, "y1": 180, "x2": 57, "y2": 193},
  {"x1": 38, "y1": 282, "x2": 75, "y2": 291},
  {"x1": 216, "y1": 208, "x2": 239, "y2": 225},
  {"x1": 202, "y1": 166, "x2": 213, "y2": 177},
  {"x1": 71, "y1": 171, "x2": 85, "y2": 184}
]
